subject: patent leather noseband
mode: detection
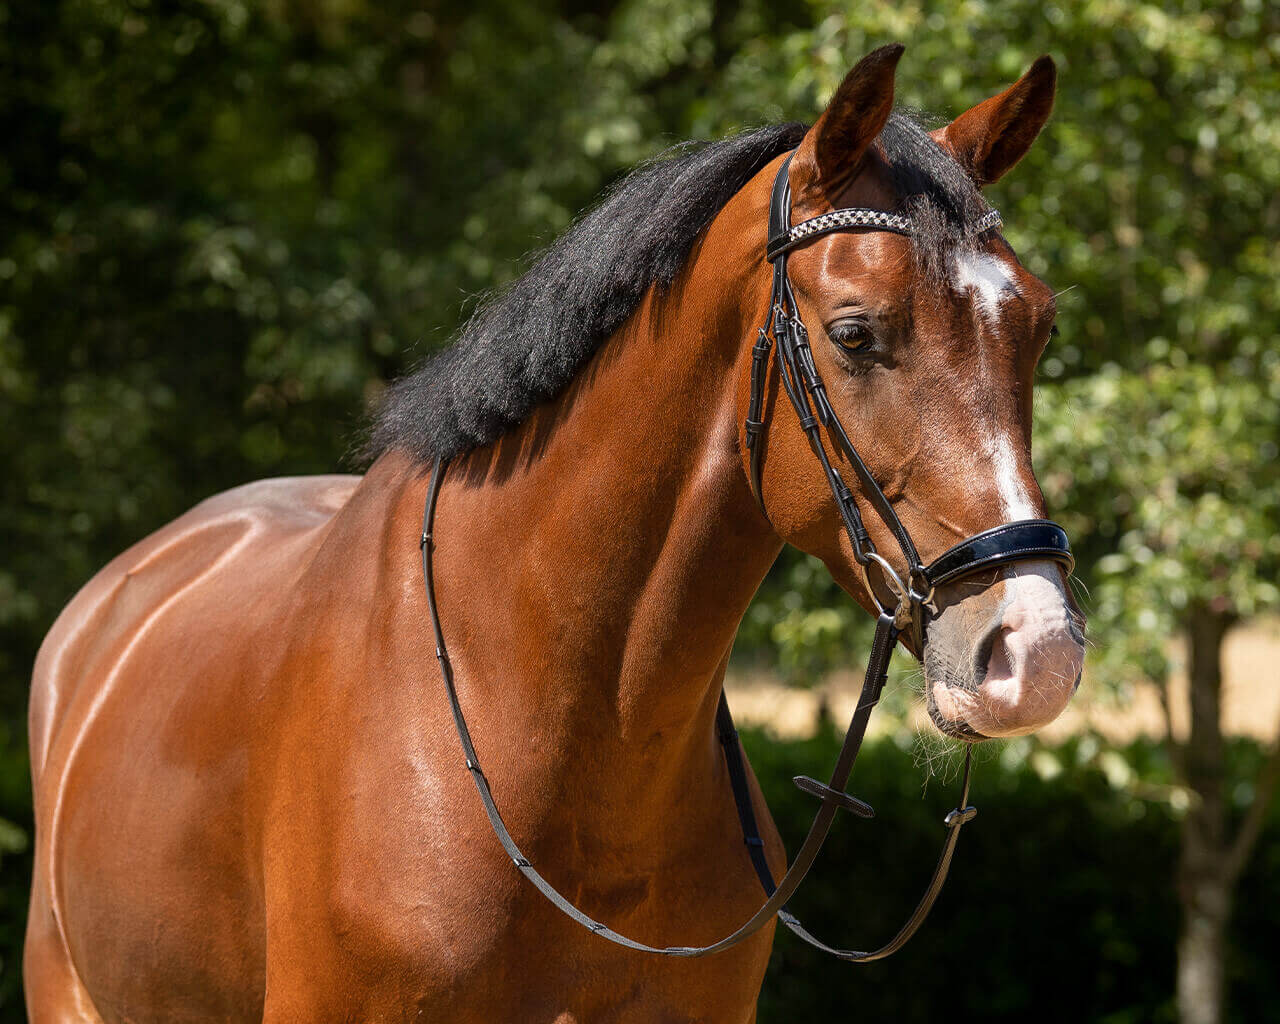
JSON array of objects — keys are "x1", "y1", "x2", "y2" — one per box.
[{"x1": 418, "y1": 152, "x2": 1075, "y2": 964}]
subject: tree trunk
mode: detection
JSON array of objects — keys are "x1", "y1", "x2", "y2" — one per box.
[
  {"x1": 1175, "y1": 872, "x2": 1230, "y2": 1024},
  {"x1": 1174, "y1": 608, "x2": 1232, "y2": 1024}
]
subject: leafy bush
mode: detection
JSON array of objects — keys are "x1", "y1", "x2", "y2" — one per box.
[{"x1": 743, "y1": 728, "x2": 1278, "y2": 1023}]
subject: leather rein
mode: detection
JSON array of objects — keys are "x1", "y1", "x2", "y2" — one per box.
[{"x1": 418, "y1": 152, "x2": 1075, "y2": 962}]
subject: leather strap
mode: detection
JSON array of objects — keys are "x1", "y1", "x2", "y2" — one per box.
[
  {"x1": 766, "y1": 206, "x2": 1002, "y2": 261},
  {"x1": 924, "y1": 519, "x2": 1074, "y2": 588},
  {"x1": 421, "y1": 458, "x2": 977, "y2": 959},
  {"x1": 717, "y1": 625, "x2": 977, "y2": 963},
  {"x1": 415, "y1": 150, "x2": 1070, "y2": 967},
  {"x1": 750, "y1": 153, "x2": 928, "y2": 609}
]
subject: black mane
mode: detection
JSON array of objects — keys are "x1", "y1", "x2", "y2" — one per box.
[{"x1": 366, "y1": 113, "x2": 984, "y2": 464}]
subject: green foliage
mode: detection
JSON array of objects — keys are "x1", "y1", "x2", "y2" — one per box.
[
  {"x1": 735, "y1": 548, "x2": 873, "y2": 685},
  {"x1": 1037, "y1": 359, "x2": 1280, "y2": 685},
  {"x1": 745, "y1": 729, "x2": 1280, "y2": 1023}
]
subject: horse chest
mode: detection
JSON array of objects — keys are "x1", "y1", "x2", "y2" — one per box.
[{"x1": 256, "y1": 746, "x2": 770, "y2": 1023}]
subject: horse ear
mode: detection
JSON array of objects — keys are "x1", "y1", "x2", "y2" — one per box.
[
  {"x1": 933, "y1": 56, "x2": 1056, "y2": 186},
  {"x1": 791, "y1": 44, "x2": 904, "y2": 207}
]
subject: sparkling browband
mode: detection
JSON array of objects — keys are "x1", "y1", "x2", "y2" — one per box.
[{"x1": 765, "y1": 206, "x2": 1003, "y2": 261}]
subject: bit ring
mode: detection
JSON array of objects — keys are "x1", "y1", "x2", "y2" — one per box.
[{"x1": 860, "y1": 551, "x2": 910, "y2": 617}]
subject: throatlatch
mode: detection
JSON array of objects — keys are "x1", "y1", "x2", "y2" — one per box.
[{"x1": 418, "y1": 150, "x2": 1074, "y2": 962}]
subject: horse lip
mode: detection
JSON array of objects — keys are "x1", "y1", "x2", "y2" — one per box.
[{"x1": 926, "y1": 699, "x2": 990, "y2": 742}]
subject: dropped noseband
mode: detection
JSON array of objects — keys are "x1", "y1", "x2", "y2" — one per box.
[{"x1": 419, "y1": 152, "x2": 1075, "y2": 962}]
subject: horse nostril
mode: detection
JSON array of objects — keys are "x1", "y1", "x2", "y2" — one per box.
[{"x1": 970, "y1": 616, "x2": 1004, "y2": 688}]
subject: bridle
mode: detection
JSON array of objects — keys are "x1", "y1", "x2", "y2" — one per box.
[
  {"x1": 745, "y1": 153, "x2": 1071, "y2": 650},
  {"x1": 418, "y1": 151, "x2": 1075, "y2": 963}
]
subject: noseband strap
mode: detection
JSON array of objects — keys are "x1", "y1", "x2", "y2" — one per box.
[{"x1": 925, "y1": 519, "x2": 1074, "y2": 589}]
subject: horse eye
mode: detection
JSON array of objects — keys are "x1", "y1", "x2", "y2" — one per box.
[{"x1": 828, "y1": 321, "x2": 874, "y2": 353}]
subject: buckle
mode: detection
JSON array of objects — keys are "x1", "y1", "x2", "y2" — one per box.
[
  {"x1": 944, "y1": 806, "x2": 977, "y2": 828},
  {"x1": 859, "y1": 552, "x2": 936, "y2": 636}
]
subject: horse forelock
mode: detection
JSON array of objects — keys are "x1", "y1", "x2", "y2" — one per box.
[{"x1": 874, "y1": 113, "x2": 993, "y2": 286}]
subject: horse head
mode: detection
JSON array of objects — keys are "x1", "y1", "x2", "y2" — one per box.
[{"x1": 741, "y1": 46, "x2": 1085, "y2": 740}]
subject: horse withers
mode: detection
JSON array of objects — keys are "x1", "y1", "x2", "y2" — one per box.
[{"x1": 27, "y1": 45, "x2": 1084, "y2": 1023}]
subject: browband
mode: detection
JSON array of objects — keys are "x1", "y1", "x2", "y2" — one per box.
[{"x1": 765, "y1": 203, "x2": 1002, "y2": 261}]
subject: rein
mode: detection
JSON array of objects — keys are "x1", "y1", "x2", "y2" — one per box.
[{"x1": 418, "y1": 151, "x2": 1075, "y2": 962}]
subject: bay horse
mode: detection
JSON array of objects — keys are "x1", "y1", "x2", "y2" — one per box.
[{"x1": 27, "y1": 45, "x2": 1084, "y2": 1022}]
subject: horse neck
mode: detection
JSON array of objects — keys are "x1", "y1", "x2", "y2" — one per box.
[{"x1": 416, "y1": 186, "x2": 780, "y2": 773}]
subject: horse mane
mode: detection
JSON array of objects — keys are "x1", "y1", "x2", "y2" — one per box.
[{"x1": 365, "y1": 113, "x2": 984, "y2": 464}]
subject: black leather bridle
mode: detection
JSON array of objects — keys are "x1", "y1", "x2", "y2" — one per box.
[
  {"x1": 745, "y1": 153, "x2": 1072, "y2": 650},
  {"x1": 418, "y1": 152, "x2": 1075, "y2": 963}
]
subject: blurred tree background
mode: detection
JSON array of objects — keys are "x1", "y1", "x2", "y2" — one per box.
[{"x1": 1, "y1": 0, "x2": 1276, "y2": 1020}]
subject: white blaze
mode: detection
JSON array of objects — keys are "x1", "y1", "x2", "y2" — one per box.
[
  {"x1": 953, "y1": 250, "x2": 1037, "y2": 521},
  {"x1": 953, "y1": 251, "x2": 1017, "y2": 321},
  {"x1": 926, "y1": 252, "x2": 1083, "y2": 737},
  {"x1": 993, "y1": 434, "x2": 1038, "y2": 520}
]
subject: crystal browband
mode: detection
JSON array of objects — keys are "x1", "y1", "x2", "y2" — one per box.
[{"x1": 765, "y1": 206, "x2": 1002, "y2": 261}]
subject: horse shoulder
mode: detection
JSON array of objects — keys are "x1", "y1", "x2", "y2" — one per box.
[
  {"x1": 29, "y1": 474, "x2": 362, "y2": 776},
  {"x1": 26, "y1": 474, "x2": 365, "y2": 1021}
]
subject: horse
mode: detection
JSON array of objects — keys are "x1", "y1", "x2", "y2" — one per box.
[{"x1": 26, "y1": 44, "x2": 1085, "y2": 1023}]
